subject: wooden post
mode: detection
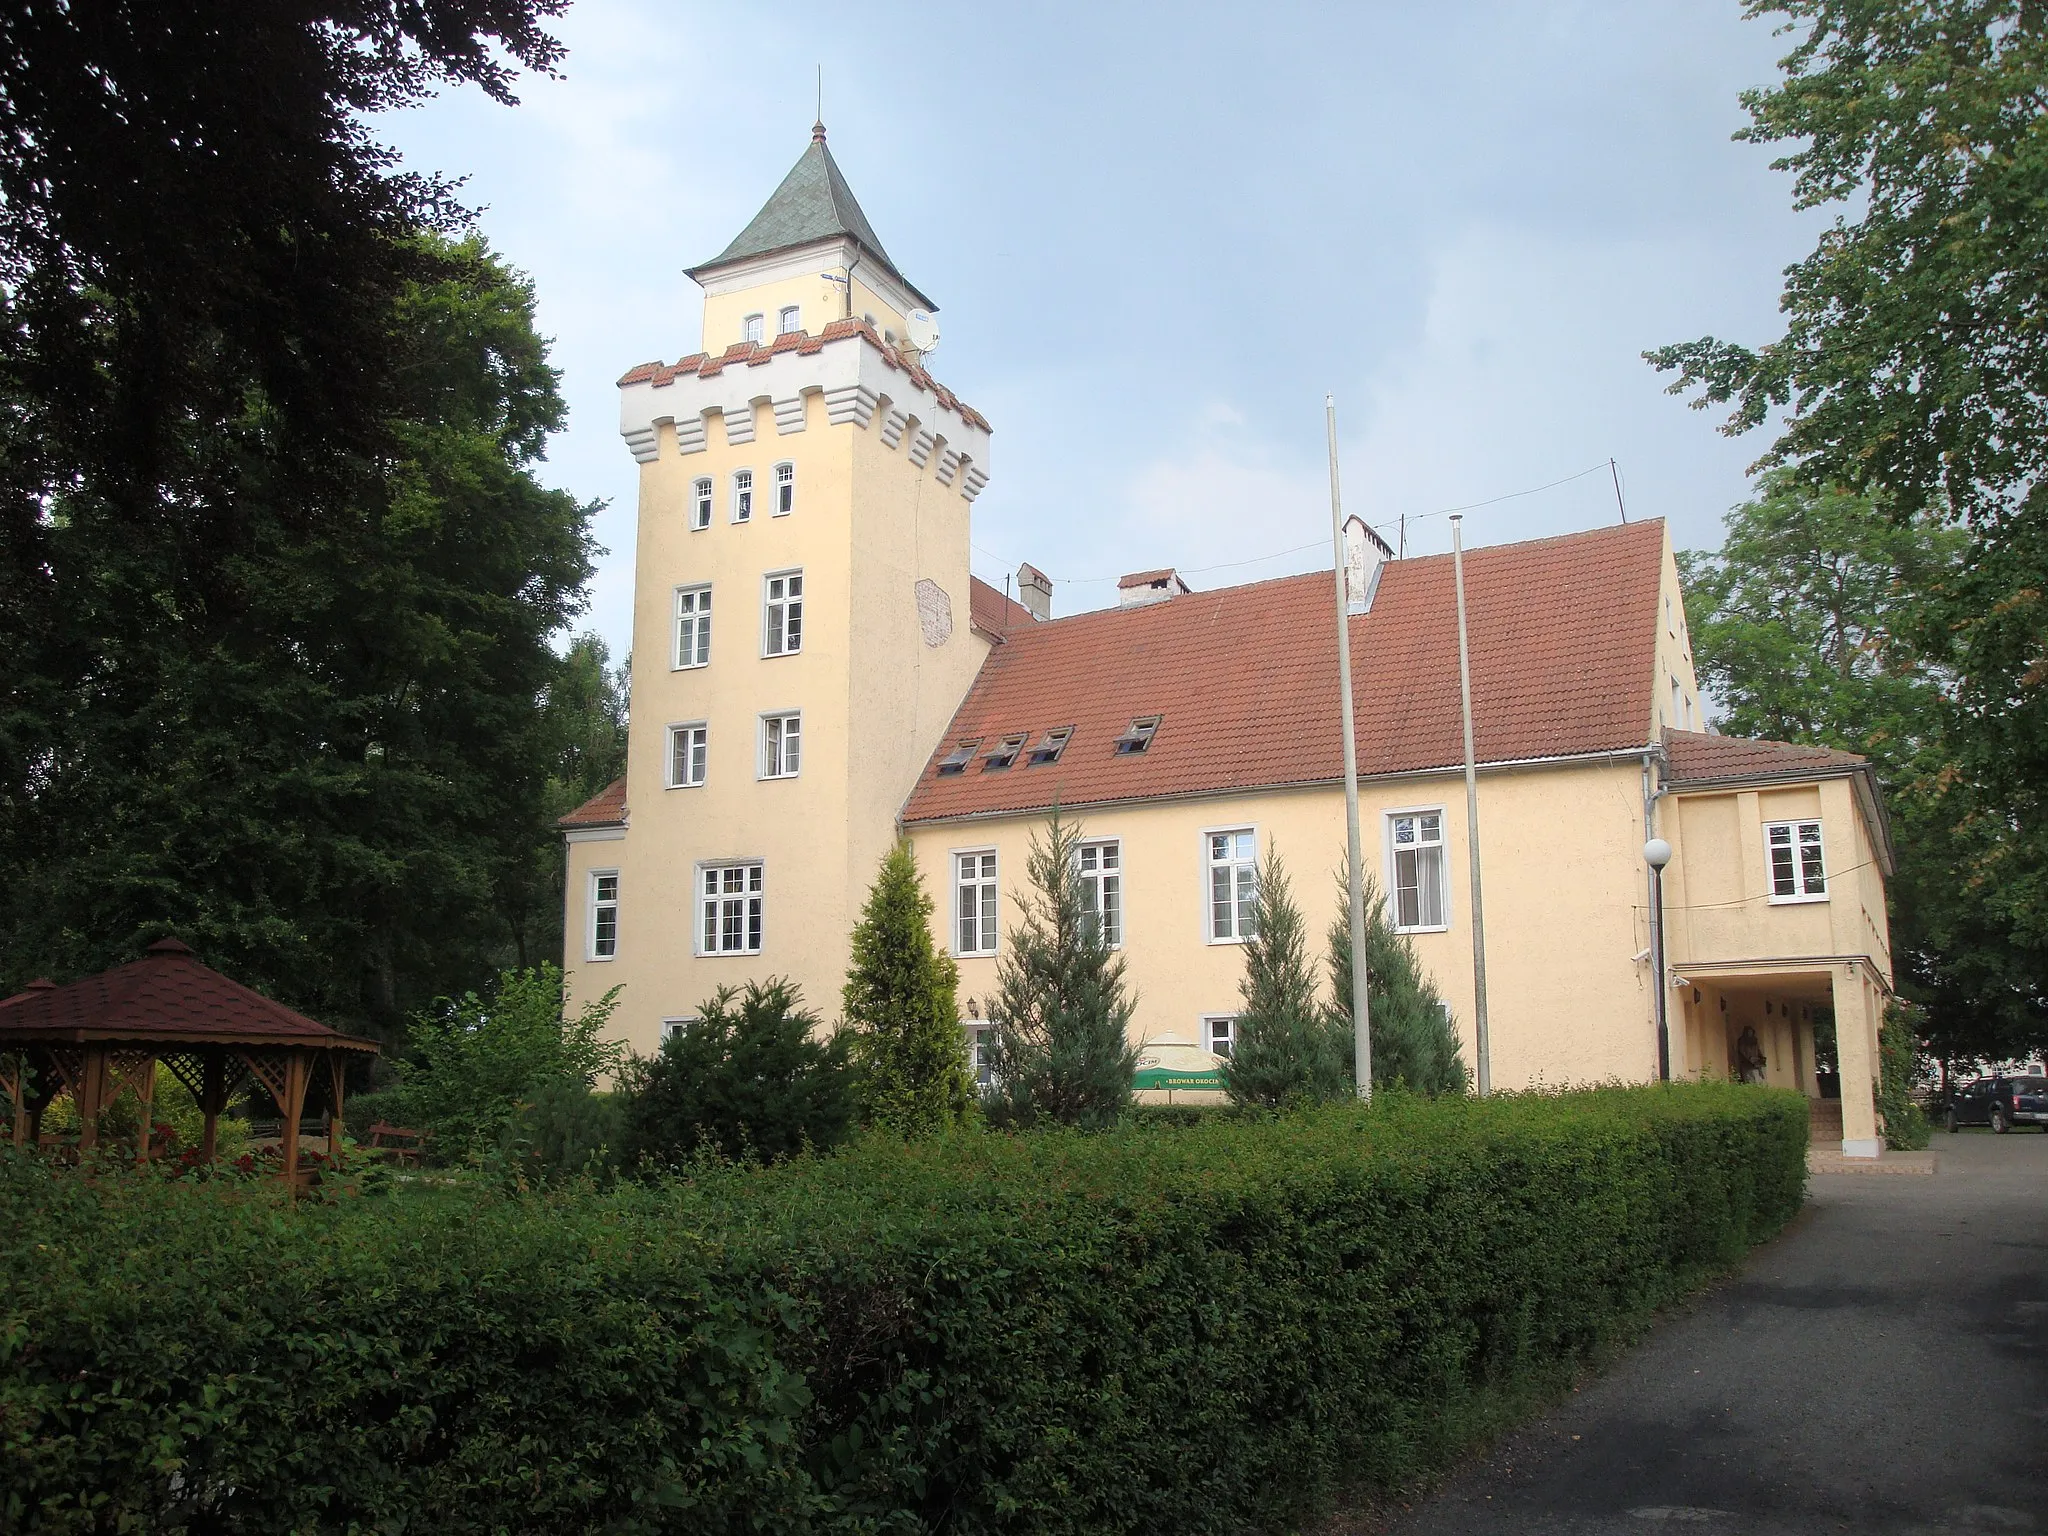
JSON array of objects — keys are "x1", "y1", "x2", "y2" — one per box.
[
  {"x1": 200, "y1": 1052, "x2": 225, "y2": 1165},
  {"x1": 135, "y1": 1056, "x2": 157, "y2": 1164},
  {"x1": 279, "y1": 1052, "x2": 310, "y2": 1191},
  {"x1": 326, "y1": 1053, "x2": 346, "y2": 1159},
  {"x1": 77, "y1": 1047, "x2": 106, "y2": 1152},
  {"x1": 4, "y1": 1055, "x2": 22, "y2": 1150}
]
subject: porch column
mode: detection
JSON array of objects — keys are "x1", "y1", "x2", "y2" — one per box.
[
  {"x1": 199, "y1": 1052, "x2": 226, "y2": 1164},
  {"x1": 279, "y1": 1052, "x2": 310, "y2": 1192},
  {"x1": 326, "y1": 1053, "x2": 346, "y2": 1157},
  {"x1": 76, "y1": 1047, "x2": 106, "y2": 1152},
  {"x1": 1833, "y1": 966, "x2": 1880, "y2": 1157}
]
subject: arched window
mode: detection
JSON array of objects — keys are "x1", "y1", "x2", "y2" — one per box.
[
  {"x1": 691, "y1": 477, "x2": 713, "y2": 531},
  {"x1": 777, "y1": 305, "x2": 800, "y2": 335},
  {"x1": 742, "y1": 313, "x2": 764, "y2": 345},
  {"x1": 731, "y1": 468, "x2": 753, "y2": 523}
]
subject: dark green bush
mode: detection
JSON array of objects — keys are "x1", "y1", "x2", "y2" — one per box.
[
  {"x1": 498, "y1": 1079, "x2": 624, "y2": 1184},
  {"x1": 617, "y1": 978, "x2": 854, "y2": 1166},
  {"x1": 0, "y1": 1083, "x2": 1806, "y2": 1535}
]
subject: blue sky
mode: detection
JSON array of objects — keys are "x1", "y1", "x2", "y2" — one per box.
[{"x1": 380, "y1": 1, "x2": 1816, "y2": 661}]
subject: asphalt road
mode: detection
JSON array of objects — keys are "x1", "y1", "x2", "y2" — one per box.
[{"x1": 1373, "y1": 1131, "x2": 2048, "y2": 1536}]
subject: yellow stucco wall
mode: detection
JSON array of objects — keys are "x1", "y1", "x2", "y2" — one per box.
[
  {"x1": 905, "y1": 756, "x2": 1668, "y2": 1089},
  {"x1": 700, "y1": 271, "x2": 912, "y2": 355}
]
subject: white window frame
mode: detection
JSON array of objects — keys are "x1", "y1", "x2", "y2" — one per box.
[
  {"x1": 1385, "y1": 806, "x2": 1450, "y2": 933},
  {"x1": 762, "y1": 568, "x2": 804, "y2": 656},
  {"x1": 1076, "y1": 838, "x2": 1122, "y2": 949},
  {"x1": 667, "y1": 721, "x2": 708, "y2": 789},
  {"x1": 953, "y1": 847, "x2": 999, "y2": 957},
  {"x1": 773, "y1": 460, "x2": 795, "y2": 516},
  {"x1": 1203, "y1": 1014, "x2": 1238, "y2": 1059},
  {"x1": 587, "y1": 869, "x2": 620, "y2": 961},
  {"x1": 965, "y1": 1020, "x2": 997, "y2": 1089},
  {"x1": 691, "y1": 476, "x2": 713, "y2": 531},
  {"x1": 731, "y1": 468, "x2": 754, "y2": 524},
  {"x1": 660, "y1": 1017, "x2": 695, "y2": 1045},
  {"x1": 673, "y1": 583, "x2": 711, "y2": 669},
  {"x1": 742, "y1": 312, "x2": 764, "y2": 345},
  {"x1": 759, "y1": 711, "x2": 801, "y2": 780},
  {"x1": 1765, "y1": 819, "x2": 1828, "y2": 903},
  {"x1": 777, "y1": 305, "x2": 801, "y2": 336},
  {"x1": 697, "y1": 861, "x2": 765, "y2": 956},
  {"x1": 1203, "y1": 826, "x2": 1258, "y2": 944}
]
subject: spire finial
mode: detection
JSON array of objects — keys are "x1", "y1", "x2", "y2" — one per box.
[{"x1": 813, "y1": 66, "x2": 825, "y2": 142}]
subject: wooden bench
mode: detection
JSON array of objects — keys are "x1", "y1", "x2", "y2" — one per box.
[{"x1": 365, "y1": 1121, "x2": 426, "y2": 1166}]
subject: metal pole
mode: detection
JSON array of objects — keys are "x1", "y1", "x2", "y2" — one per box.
[
  {"x1": 1645, "y1": 837, "x2": 1673, "y2": 1081},
  {"x1": 1326, "y1": 395, "x2": 1371, "y2": 1100},
  {"x1": 1450, "y1": 515, "x2": 1491, "y2": 1097}
]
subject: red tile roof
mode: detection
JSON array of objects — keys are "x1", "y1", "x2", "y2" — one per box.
[
  {"x1": 560, "y1": 776, "x2": 627, "y2": 829},
  {"x1": 617, "y1": 318, "x2": 991, "y2": 432},
  {"x1": 0, "y1": 940, "x2": 377, "y2": 1050},
  {"x1": 970, "y1": 576, "x2": 1037, "y2": 640},
  {"x1": 902, "y1": 521, "x2": 1668, "y2": 824},
  {"x1": 1663, "y1": 729, "x2": 1867, "y2": 784}
]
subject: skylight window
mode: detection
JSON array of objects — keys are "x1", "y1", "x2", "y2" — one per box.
[
  {"x1": 1029, "y1": 726, "x2": 1074, "y2": 765},
  {"x1": 982, "y1": 734, "x2": 1028, "y2": 770},
  {"x1": 1114, "y1": 716, "x2": 1161, "y2": 755},
  {"x1": 937, "y1": 740, "x2": 980, "y2": 775}
]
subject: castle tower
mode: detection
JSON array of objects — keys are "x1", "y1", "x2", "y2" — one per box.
[{"x1": 562, "y1": 125, "x2": 999, "y2": 1050}]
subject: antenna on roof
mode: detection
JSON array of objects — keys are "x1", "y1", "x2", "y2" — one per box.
[{"x1": 1610, "y1": 458, "x2": 1627, "y2": 524}]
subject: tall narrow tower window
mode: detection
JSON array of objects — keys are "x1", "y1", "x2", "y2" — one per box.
[
  {"x1": 692, "y1": 477, "x2": 713, "y2": 531},
  {"x1": 743, "y1": 313, "x2": 764, "y2": 345},
  {"x1": 774, "y1": 462, "x2": 795, "y2": 516},
  {"x1": 674, "y1": 585, "x2": 711, "y2": 669},
  {"x1": 778, "y1": 305, "x2": 801, "y2": 335},
  {"x1": 731, "y1": 469, "x2": 753, "y2": 523},
  {"x1": 589, "y1": 872, "x2": 619, "y2": 960},
  {"x1": 763, "y1": 570, "x2": 804, "y2": 656}
]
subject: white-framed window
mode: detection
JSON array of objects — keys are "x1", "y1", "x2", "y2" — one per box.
[
  {"x1": 763, "y1": 569, "x2": 804, "y2": 656},
  {"x1": 760, "y1": 712, "x2": 801, "y2": 779},
  {"x1": 1389, "y1": 809, "x2": 1448, "y2": 931},
  {"x1": 667, "y1": 722, "x2": 707, "y2": 788},
  {"x1": 699, "y1": 862, "x2": 764, "y2": 955},
  {"x1": 1671, "y1": 676, "x2": 1683, "y2": 729},
  {"x1": 661, "y1": 1017, "x2": 695, "y2": 1045},
  {"x1": 588, "y1": 871, "x2": 619, "y2": 960},
  {"x1": 691, "y1": 476, "x2": 713, "y2": 531},
  {"x1": 731, "y1": 468, "x2": 754, "y2": 523},
  {"x1": 673, "y1": 584, "x2": 711, "y2": 669},
  {"x1": 965, "y1": 1021, "x2": 996, "y2": 1088},
  {"x1": 777, "y1": 305, "x2": 801, "y2": 336},
  {"x1": 1206, "y1": 828, "x2": 1257, "y2": 942},
  {"x1": 955, "y1": 850, "x2": 998, "y2": 956},
  {"x1": 742, "y1": 312, "x2": 764, "y2": 345},
  {"x1": 1766, "y1": 819, "x2": 1827, "y2": 901},
  {"x1": 1077, "y1": 839, "x2": 1121, "y2": 948},
  {"x1": 1204, "y1": 1015, "x2": 1237, "y2": 1059},
  {"x1": 773, "y1": 461, "x2": 795, "y2": 516}
]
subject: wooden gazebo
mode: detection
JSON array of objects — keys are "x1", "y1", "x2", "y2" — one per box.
[{"x1": 0, "y1": 938, "x2": 379, "y2": 1184}]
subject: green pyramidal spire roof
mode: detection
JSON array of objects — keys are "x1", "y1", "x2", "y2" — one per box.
[{"x1": 689, "y1": 125, "x2": 934, "y2": 310}]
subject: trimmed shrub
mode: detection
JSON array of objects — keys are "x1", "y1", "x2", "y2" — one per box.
[
  {"x1": 617, "y1": 978, "x2": 854, "y2": 1166},
  {"x1": 0, "y1": 1083, "x2": 1807, "y2": 1535},
  {"x1": 498, "y1": 1080, "x2": 624, "y2": 1184}
]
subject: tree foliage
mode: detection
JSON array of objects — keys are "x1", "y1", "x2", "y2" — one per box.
[
  {"x1": 1650, "y1": 0, "x2": 2048, "y2": 1066},
  {"x1": 1225, "y1": 846, "x2": 1352, "y2": 1108},
  {"x1": 843, "y1": 841, "x2": 972, "y2": 1136},
  {"x1": 983, "y1": 810, "x2": 1137, "y2": 1131},
  {"x1": 393, "y1": 964, "x2": 622, "y2": 1161},
  {"x1": 1328, "y1": 868, "x2": 1469, "y2": 1096},
  {"x1": 617, "y1": 979, "x2": 855, "y2": 1167}
]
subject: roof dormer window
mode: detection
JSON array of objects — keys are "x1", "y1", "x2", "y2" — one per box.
[
  {"x1": 1114, "y1": 716, "x2": 1161, "y2": 755},
  {"x1": 1029, "y1": 726, "x2": 1074, "y2": 765},
  {"x1": 983, "y1": 733, "x2": 1028, "y2": 770},
  {"x1": 937, "y1": 740, "x2": 979, "y2": 775}
]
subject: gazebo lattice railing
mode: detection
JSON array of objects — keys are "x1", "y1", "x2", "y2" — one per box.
[{"x1": 0, "y1": 939, "x2": 378, "y2": 1186}]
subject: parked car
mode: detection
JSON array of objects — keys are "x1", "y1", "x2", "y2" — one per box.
[{"x1": 1942, "y1": 1074, "x2": 2048, "y2": 1133}]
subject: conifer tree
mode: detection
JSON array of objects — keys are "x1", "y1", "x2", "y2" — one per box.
[
  {"x1": 1328, "y1": 867, "x2": 1469, "y2": 1095},
  {"x1": 842, "y1": 839, "x2": 972, "y2": 1136},
  {"x1": 985, "y1": 809, "x2": 1137, "y2": 1130},
  {"x1": 1225, "y1": 845, "x2": 1353, "y2": 1108}
]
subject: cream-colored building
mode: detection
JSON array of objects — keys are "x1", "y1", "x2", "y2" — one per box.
[{"x1": 565, "y1": 128, "x2": 1898, "y2": 1155}]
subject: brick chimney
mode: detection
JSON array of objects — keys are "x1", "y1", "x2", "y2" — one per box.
[
  {"x1": 1117, "y1": 568, "x2": 1191, "y2": 609},
  {"x1": 1016, "y1": 562, "x2": 1052, "y2": 621}
]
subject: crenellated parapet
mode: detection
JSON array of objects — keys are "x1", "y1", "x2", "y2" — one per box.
[{"x1": 617, "y1": 318, "x2": 992, "y2": 500}]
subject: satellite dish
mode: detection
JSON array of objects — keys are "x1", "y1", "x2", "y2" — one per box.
[{"x1": 905, "y1": 309, "x2": 940, "y2": 356}]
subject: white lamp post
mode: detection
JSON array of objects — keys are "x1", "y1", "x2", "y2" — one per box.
[{"x1": 1644, "y1": 837, "x2": 1673, "y2": 1081}]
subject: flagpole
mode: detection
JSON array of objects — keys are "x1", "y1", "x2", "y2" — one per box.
[
  {"x1": 1450, "y1": 514, "x2": 1492, "y2": 1096},
  {"x1": 1326, "y1": 395, "x2": 1371, "y2": 1100}
]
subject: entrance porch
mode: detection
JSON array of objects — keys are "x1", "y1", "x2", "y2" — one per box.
[{"x1": 1666, "y1": 957, "x2": 1890, "y2": 1157}]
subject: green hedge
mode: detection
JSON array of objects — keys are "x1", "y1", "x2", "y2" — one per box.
[{"x1": 0, "y1": 1083, "x2": 1805, "y2": 1534}]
